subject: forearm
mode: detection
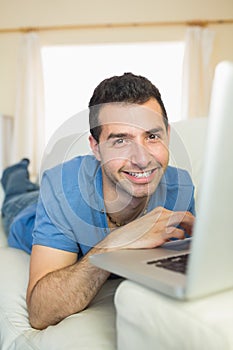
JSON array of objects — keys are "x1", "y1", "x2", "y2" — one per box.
[{"x1": 27, "y1": 246, "x2": 110, "y2": 330}]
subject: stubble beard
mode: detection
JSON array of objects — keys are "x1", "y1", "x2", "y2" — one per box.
[{"x1": 102, "y1": 164, "x2": 165, "y2": 213}]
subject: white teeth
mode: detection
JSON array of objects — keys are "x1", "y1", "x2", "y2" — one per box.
[{"x1": 128, "y1": 170, "x2": 153, "y2": 178}]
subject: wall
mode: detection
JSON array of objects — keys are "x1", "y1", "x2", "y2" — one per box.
[{"x1": 0, "y1": 0, "x2": 233, "y2": 116}]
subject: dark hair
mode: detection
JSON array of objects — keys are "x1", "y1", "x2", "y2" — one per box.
[{"x1": 88, "y1": 72, "x2": 168, "y2": 142}]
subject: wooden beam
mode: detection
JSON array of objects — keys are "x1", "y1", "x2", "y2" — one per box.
[{"x1": 0, "y1": 19, "x2": 232, "y2": 34}]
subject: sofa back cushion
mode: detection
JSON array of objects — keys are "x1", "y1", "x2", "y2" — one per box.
[{"x1": 169, "y1": 118, "x2": 208, "y2": 198}]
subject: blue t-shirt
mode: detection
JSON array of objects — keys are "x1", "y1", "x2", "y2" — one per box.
[{"x1": 9, "y1": 155, "x2": 195, "y2": 255}]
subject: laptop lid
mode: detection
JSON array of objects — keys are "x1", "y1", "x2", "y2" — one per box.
[{"x1": 185, "y1": 60, "x2": 233, "y2": 298}]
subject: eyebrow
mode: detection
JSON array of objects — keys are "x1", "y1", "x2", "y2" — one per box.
[
  {"x1": 145, "y1": 127, "x2": 165, "y2": 135},
  {"x1": 107, "y1": 127, "x2": 165, "y2": 141},
  {"x1": 107, "y1": 133, "x2": 130, "y2": 141}
]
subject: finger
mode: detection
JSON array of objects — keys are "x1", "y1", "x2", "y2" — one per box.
[
  {"x1": 163, "y1": 226, "x2": 186, "y2": 240},
  {"x1": 178, "y1": 221, "x2": 194, "y2": 236},
  {"x1": 166, "y1": 211, "x2": 195, "y2": 230}
]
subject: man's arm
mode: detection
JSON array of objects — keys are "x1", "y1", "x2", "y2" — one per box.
[
  {"x1": 27, "y1": 207, "x2": 194, "y2": 330},
  {"x1": 27, "y1": 245, "x2": 111, "y2": 330}
]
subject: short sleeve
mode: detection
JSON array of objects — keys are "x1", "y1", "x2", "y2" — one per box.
[{"x1": 32, "y1": 171, "x2": 79, "y2": 253}]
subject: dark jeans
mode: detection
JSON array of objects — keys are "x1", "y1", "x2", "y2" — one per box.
[{"x1": 1, "y1": 159, "x2": 39, "y2": 235}]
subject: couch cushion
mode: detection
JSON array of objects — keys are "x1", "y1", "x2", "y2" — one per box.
[
  {"x1": 169, "y1": 118, "x2": 208, "y2": 196},
  {"x1": 0, "y1": 218, "x2": 7, "y2": 247},
  {"x1": 0, "y1": 247, "x2": 122, "y2": 350}
]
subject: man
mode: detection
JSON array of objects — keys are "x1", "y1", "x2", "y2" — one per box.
[{"x1": 1, "y1": 73, "x2": 195, "y2": 330}]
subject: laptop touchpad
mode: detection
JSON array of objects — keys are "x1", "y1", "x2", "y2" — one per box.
[{"x1": 162, "y1": 238, "x2": 192, "y2": 251}]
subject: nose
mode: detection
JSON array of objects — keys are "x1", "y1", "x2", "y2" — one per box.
[{"x1": 130, "y1": 142, "x2": 151, "y2": 169}]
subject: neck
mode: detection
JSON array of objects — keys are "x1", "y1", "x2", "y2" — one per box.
[
  {"x1": 102, "y1": 172, "x2": 150, "y2": 227},
  {"x1": 105, "y1": 196, "x2": 149, "y2": 227}
]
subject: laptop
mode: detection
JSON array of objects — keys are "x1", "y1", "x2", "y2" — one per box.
[{"x1": 90, "y1": 61, "x2": 233, "y2": 300}]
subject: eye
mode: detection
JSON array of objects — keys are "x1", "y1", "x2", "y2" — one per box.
[
  {"x1": 148, "y1": 133, "x2": 161, "y2": 141},
  {"x1": 112, "y1": 138, "x2": 130, "y2": 147},
  {"x1": 115, "y1": 138, "x2": 124, "y2": 144}
]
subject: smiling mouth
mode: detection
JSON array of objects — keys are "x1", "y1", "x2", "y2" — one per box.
[{"x1": 125, "y1": 169, "x2": 156, "y2": 179}]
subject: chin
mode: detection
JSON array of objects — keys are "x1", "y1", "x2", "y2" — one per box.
[{"x1": 129, "y1": 184, "x2": 159, "y2": 199}]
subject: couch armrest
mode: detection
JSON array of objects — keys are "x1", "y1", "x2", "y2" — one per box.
[{"x1": 115, "y1": 280, "x2": 233, "y2": 350}]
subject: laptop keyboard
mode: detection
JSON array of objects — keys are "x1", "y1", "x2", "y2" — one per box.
[{"x1": 147, "y1": 253, "x2": 190, "y2": 274}]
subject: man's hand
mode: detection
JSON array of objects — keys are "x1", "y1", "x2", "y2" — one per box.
[{"x1": 98, "y1": 207, "x2": 195, "y2": 250}]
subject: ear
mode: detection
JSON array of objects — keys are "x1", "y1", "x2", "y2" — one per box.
[
  {"x1": 167, "y1": 124, "x2": 171, "y2": 144},
  {"x1": 89, "y1": 135, "x2": 101, "y2": 161}
]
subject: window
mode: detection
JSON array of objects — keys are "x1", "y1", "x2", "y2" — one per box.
[{"x1": 42, "y1": 42, "x2": 184, "y2": 143}]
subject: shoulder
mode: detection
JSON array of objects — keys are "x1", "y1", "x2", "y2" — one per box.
[
  {"x1": 161, "y1": 166, "x2": 194, "y2": 188},
  {"x1": 41, "y1": 155, "x2": 100, "y2": 193},
  {"x1": 155, "y1": 166, "x2": 195, "y2": 213},
  {"x1": 43, "y1": 155, "x2": 99, "y2": 178}
]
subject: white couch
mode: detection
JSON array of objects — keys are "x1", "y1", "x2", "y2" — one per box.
[{"x1": 1, "y1": 118, "x2": 232, "y2": 349}]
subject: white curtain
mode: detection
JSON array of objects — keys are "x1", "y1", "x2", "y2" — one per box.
[
  {"x1": 0, "y1": 114, "x2": 14, "y2": 174},
  {"x1": 181, "y1": 26, "x2": 215, "y2": 120},
  {"x1": 12, "y1": 32, "x2": 45, "y2": 177}
]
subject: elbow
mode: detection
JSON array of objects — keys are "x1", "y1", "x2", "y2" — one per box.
[
  {"x1": 26, "y1": 292, "x2": 43, "y2": 329},
  {"x1": 26, "y1": 284, "x2": 89, "y2": 329},
  {"x1": 28, "y1": 307, "x2": 84, "y2": 330},
  {"x1": 27, "y1": 293, "x2": 56, "y2": 330},
  {"x1": 29, "y1": 316, "x2": 47, "y2": 330},
  {"x1": 27, "y1": 304, "x2": 50, "y2": 330},
  {"x1": 27, "y1": 296, "x2": 84, "y2": 330},
  {"x1": 28, "y1": 307, "x2": 62, "y2": 330}
]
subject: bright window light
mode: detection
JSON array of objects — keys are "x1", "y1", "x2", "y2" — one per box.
[{"x1": 41, "y1": 42, "x2": 184, "y2": 143}]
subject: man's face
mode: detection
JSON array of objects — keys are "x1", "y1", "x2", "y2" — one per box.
[{"x1": 89, "y1": 98, "x2": 170, "y2": 199}]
